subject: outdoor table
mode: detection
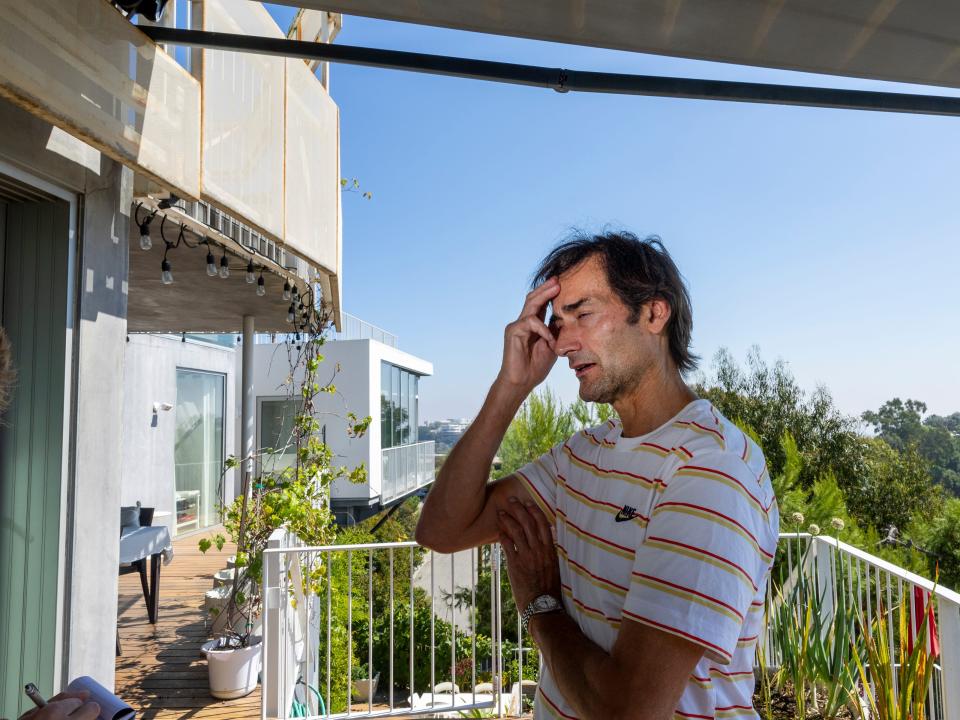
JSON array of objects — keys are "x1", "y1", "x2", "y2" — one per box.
[{"x1": 119, "y1": 525, "x2": 172, "y2": 624}]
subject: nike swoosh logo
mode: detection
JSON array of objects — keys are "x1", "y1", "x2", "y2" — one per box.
[{"x1": 615, "y1": 509, "x2": 639, "y2": 523}]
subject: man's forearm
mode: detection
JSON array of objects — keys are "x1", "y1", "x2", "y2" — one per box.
[
  {"x1": 415, "y1": 379, "x2": 526, "y2": 549},
  {"x1": 529, "y1": 611, "x2": 627, "y2": 720}
]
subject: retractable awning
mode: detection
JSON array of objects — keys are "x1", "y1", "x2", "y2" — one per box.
[{"x1": 277, "y1": 0, "x2": 960, "y2": 90}]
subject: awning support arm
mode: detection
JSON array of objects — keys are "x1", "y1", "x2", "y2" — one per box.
[{"x1": 140, "y1": 26, "x2": 960, "y2": 116}]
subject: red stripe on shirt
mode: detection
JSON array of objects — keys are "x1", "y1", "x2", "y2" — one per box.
[
  {"x1": 564, "y1": 444, "x2": 665, "y2": 488},
  {"x1": 646, "y1": 536, "x2": 758, "y2": 591},
  {"x1": 516, "y1": 469, "x2": 555, "y2": 516},
  {"x1": 558, "y1": 508, "x2": 635, "y2": 554},
  {"x1": 654, "y1": 501, "x2": 775, "y2": 559},
  {"x1": 557, "y1": 543, "x2": 630, "y2": 592},
  {"x1": 539, "y1": 687, "x2": 579, "y2": 720},
  {"x1": 621, "y1": 610, "x2": 732, "y2": 661},
  {"x1": 678, "y1": 464, "x2": 769, "y2": 512},
  {"x1": 632, "y1": 572, "x2": 744, "y2": 621},
  {"x1": 561, "y1": 584, "x2": 622, "y2": 624}
]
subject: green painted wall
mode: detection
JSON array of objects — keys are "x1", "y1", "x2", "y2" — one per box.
[{"x1": 0, "y1": 198, "x2": 70, "y2": 719}]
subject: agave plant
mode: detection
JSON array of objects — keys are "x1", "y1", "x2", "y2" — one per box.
[
  {"x1": 849, "y1": 581, "x2": 939, "y2": 720},
  {"x1": 769, "y1": 534, "x2": 868, "y2": 720}
]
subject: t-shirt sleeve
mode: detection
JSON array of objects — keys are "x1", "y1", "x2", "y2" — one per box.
[
  {"x1": 513, "y1": 443, "x2": 562, "y2": 523},
  {"x1": 621, "y1": 451, "x2": 777, "y2": 664}
]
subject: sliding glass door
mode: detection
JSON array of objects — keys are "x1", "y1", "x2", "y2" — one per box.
[{"x1": 174, "y1": 369, "x2": 225, "y2": 536}]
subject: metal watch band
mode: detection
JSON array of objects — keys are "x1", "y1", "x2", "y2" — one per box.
[{"x1": 521, "y1": 595, "x2": 561, "y2": 630}]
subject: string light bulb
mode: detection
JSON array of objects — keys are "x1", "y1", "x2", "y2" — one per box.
[
  {"x1": 245, "y1": 259, "x2": 255, "y2": 284},
  {"x1": 161, "y1": 256, "x2": 173, "y2": 285},
  {"x1": 205, "y1": 247, "x2": 217, "y2": 277},
  {"x1": 286, "y1": 304, "x2": 295, "y2": 324},
  {"x1": 282, "y1": 280, "x2": 291, "y2": 301},
  {"x1": 139, "y1": 219, "x2": 153, "y2": 250},
  {"x1": 218, "y1": 251, "x2": 230, "y2": 279},
  {"x1": 256, "y1": 270, "x2": 266, "y2": 297}
]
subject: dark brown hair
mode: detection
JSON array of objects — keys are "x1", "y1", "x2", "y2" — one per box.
[{"x1": 533, "y1": 231, "x2": 698, "y2": 373}]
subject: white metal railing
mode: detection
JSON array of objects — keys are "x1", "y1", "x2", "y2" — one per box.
[
  {"x1": 380, "y1": 442, "x2": 435, "y2": 505},
  {"x1": 263, "y1": 530, "x2": 960, "y2": 720},
  {"x1": 333, "y1": 314, "x2": 398, "y2": 348},
  {"x1": 252, "y1": 313, "x2": 399, "y2": 348},
  {"x1": 765, "y1": 533, "x2": 960, "y2": 720},
  {"x1": 262, "y1": 532, "x2": 537, "y2": 720}
]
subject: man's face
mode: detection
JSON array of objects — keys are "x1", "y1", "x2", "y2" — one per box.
[{"x1": 548, "y1": 256, "x2": 662, "y2": 405}]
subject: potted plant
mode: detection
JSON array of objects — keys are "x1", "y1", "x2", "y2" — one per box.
[
  {"x1": 198, "y1": 307, "x2": 370, "y2": 699},
  {"x1": 350, "y1": 662, "x2": 380, "y2": 704}
]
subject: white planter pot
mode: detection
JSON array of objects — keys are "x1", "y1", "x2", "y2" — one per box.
[
  {"x1": 202, "y1": 636, "x2": 262, "y2": 699},
  {"x1": 351, "y1": 674, "x2": 379, "y2": 703}
]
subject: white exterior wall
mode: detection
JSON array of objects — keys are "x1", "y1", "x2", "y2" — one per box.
[
  {"x1": 246, "y1": 338, "x2": 432, "y2": 506},
  {"x1": 121, "y1": 335, "x2": 238, "y2": 537}
]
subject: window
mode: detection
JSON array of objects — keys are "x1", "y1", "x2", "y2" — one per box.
[
  {"x1": 380, "y1": 362, "x2": 420, "y2": 449},
  {"x1": 259, "y1": 398, "x2": 301, "y2": 473}
]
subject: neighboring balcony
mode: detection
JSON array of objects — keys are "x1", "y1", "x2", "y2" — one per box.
[{"x1": 381, "y1": 441, "x2": 435, "y2": 505}]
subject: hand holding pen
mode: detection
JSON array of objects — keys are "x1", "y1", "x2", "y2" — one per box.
[{"x1": 19, "y1": 684, "x2": 100, "y2": 720}]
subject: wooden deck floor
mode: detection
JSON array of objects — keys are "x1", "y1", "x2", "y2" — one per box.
[{"x1": 116, "y1": 527, "x2": 260, "y2": 720}]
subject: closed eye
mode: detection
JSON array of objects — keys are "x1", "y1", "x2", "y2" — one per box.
[{"x1": 577, "y1": 312, "x2": 592, "y2": 320}]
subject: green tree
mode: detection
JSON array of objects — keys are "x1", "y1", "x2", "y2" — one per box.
[
  {"x1": 695, "y1": 348, "x2": 863, "y2": 488},
  {"x1": 861, "y1": 398, "x2": 928, "y2": 451},
  {"x1": 496, "y1": 387, "x2": 614, "y2": 479},
  {"x1": 925, "y1": 412, "x2": 960, "y2": 435},
  {"x1": 920, "y1": 497, "x2": 960, "y2": 590},
  {"x1": 843, "y1": 438, "x2": 942, "y2": 533},
  {"x1": 496, "y1": 387, "x2": 574, "y2": 478},
  {"x1": 863, "y1": 399, "x2": 960, "y2": 496}
]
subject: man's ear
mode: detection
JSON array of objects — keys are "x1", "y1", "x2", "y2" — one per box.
[{"x1": 646, "y1": 298, "x2": 672, "y2": 334}]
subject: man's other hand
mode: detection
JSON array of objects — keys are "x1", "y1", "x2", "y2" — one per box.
[
  {"x1": 498, "y1": 497, "x2": 561, "y2": 610},
  {"x1": 497, "y1": 277, "x2": 560, "y2": 394},
  {"x1": 18, "y1": 691, "x2": 101, "y2": 720}
]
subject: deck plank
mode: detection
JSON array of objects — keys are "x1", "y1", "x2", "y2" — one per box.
[{"x1": 115, "y1": 527, "x2": 261, "y2": 720}]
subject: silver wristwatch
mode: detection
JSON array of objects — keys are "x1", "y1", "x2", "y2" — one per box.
[{"x1": 521, "y1": 594, "x2": 563, "y2": 630}]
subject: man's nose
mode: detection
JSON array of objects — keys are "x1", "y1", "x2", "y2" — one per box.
[{"x1": 554, "y1": 327, "x2": 580, "y2": 357}]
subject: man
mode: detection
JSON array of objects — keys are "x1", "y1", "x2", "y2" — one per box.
[
  {"x1": 17, "y1": 691, "x2": 100, "y2": 720},
  {"x1": 416, "y1": 231, "x2": 778, "y2": 720}
]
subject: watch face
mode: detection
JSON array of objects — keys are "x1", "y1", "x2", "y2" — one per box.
[{"x1": 533, "y1": 595, "x2": 559, "y2": 612}]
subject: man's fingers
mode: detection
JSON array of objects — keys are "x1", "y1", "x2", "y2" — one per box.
[
  {"x1": 49, "y1": 692, "x2": 90, "y2": 703},
  {"x1": 69, "y1": 701, "x2": 101, "y2": 719},
  {"x1": 518, "y1": 277, "x2": 560, "y2": 320},
  {"x1": 506, "y1": 316, "x2": 556, "y2": 351},
  {"x1": 497, "y1": 509, "x2": 530, "y2": 555},
  {"x1": 50, "y1": 698, "x2": 84, "y2": 716},
  {"x1": 505, "y1": 498, "x2": 543, "y2": 557},
  {"x1": 523, "y1": 501, "x2": 554, "y2": 549}
]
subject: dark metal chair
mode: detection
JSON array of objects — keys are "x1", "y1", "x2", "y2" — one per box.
[{"x1": 117, "y1": 506, "x2": 156, "y2": 656}]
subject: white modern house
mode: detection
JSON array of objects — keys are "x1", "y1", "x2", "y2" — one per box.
[
  {"x1": 252, "y1": 319, "x2": 435, "y2": 526},
  {"x1": 118, "y1": 316, "x2": 435, "y2": 543}
]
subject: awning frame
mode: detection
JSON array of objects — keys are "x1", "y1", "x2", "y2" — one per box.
[{"x1": 140, "y1": 26, "x2": 960, "y2": 116}]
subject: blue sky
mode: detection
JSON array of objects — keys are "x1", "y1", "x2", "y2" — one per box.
[{"x1": 267, "y1": 7, "x2": 960, "y2": 424}]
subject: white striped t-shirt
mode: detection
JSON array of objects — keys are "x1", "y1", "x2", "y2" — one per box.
[{"x1": 516, "y1": 399, "x2": 779, "y2": 720}]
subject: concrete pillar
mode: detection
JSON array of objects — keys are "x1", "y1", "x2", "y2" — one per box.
[
  {"x1": 64, "y1": 158, "x2": 132, "y2": 689},
  {"x1": 241, "y1": 315, "x2": 255, "y2": 484}
]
